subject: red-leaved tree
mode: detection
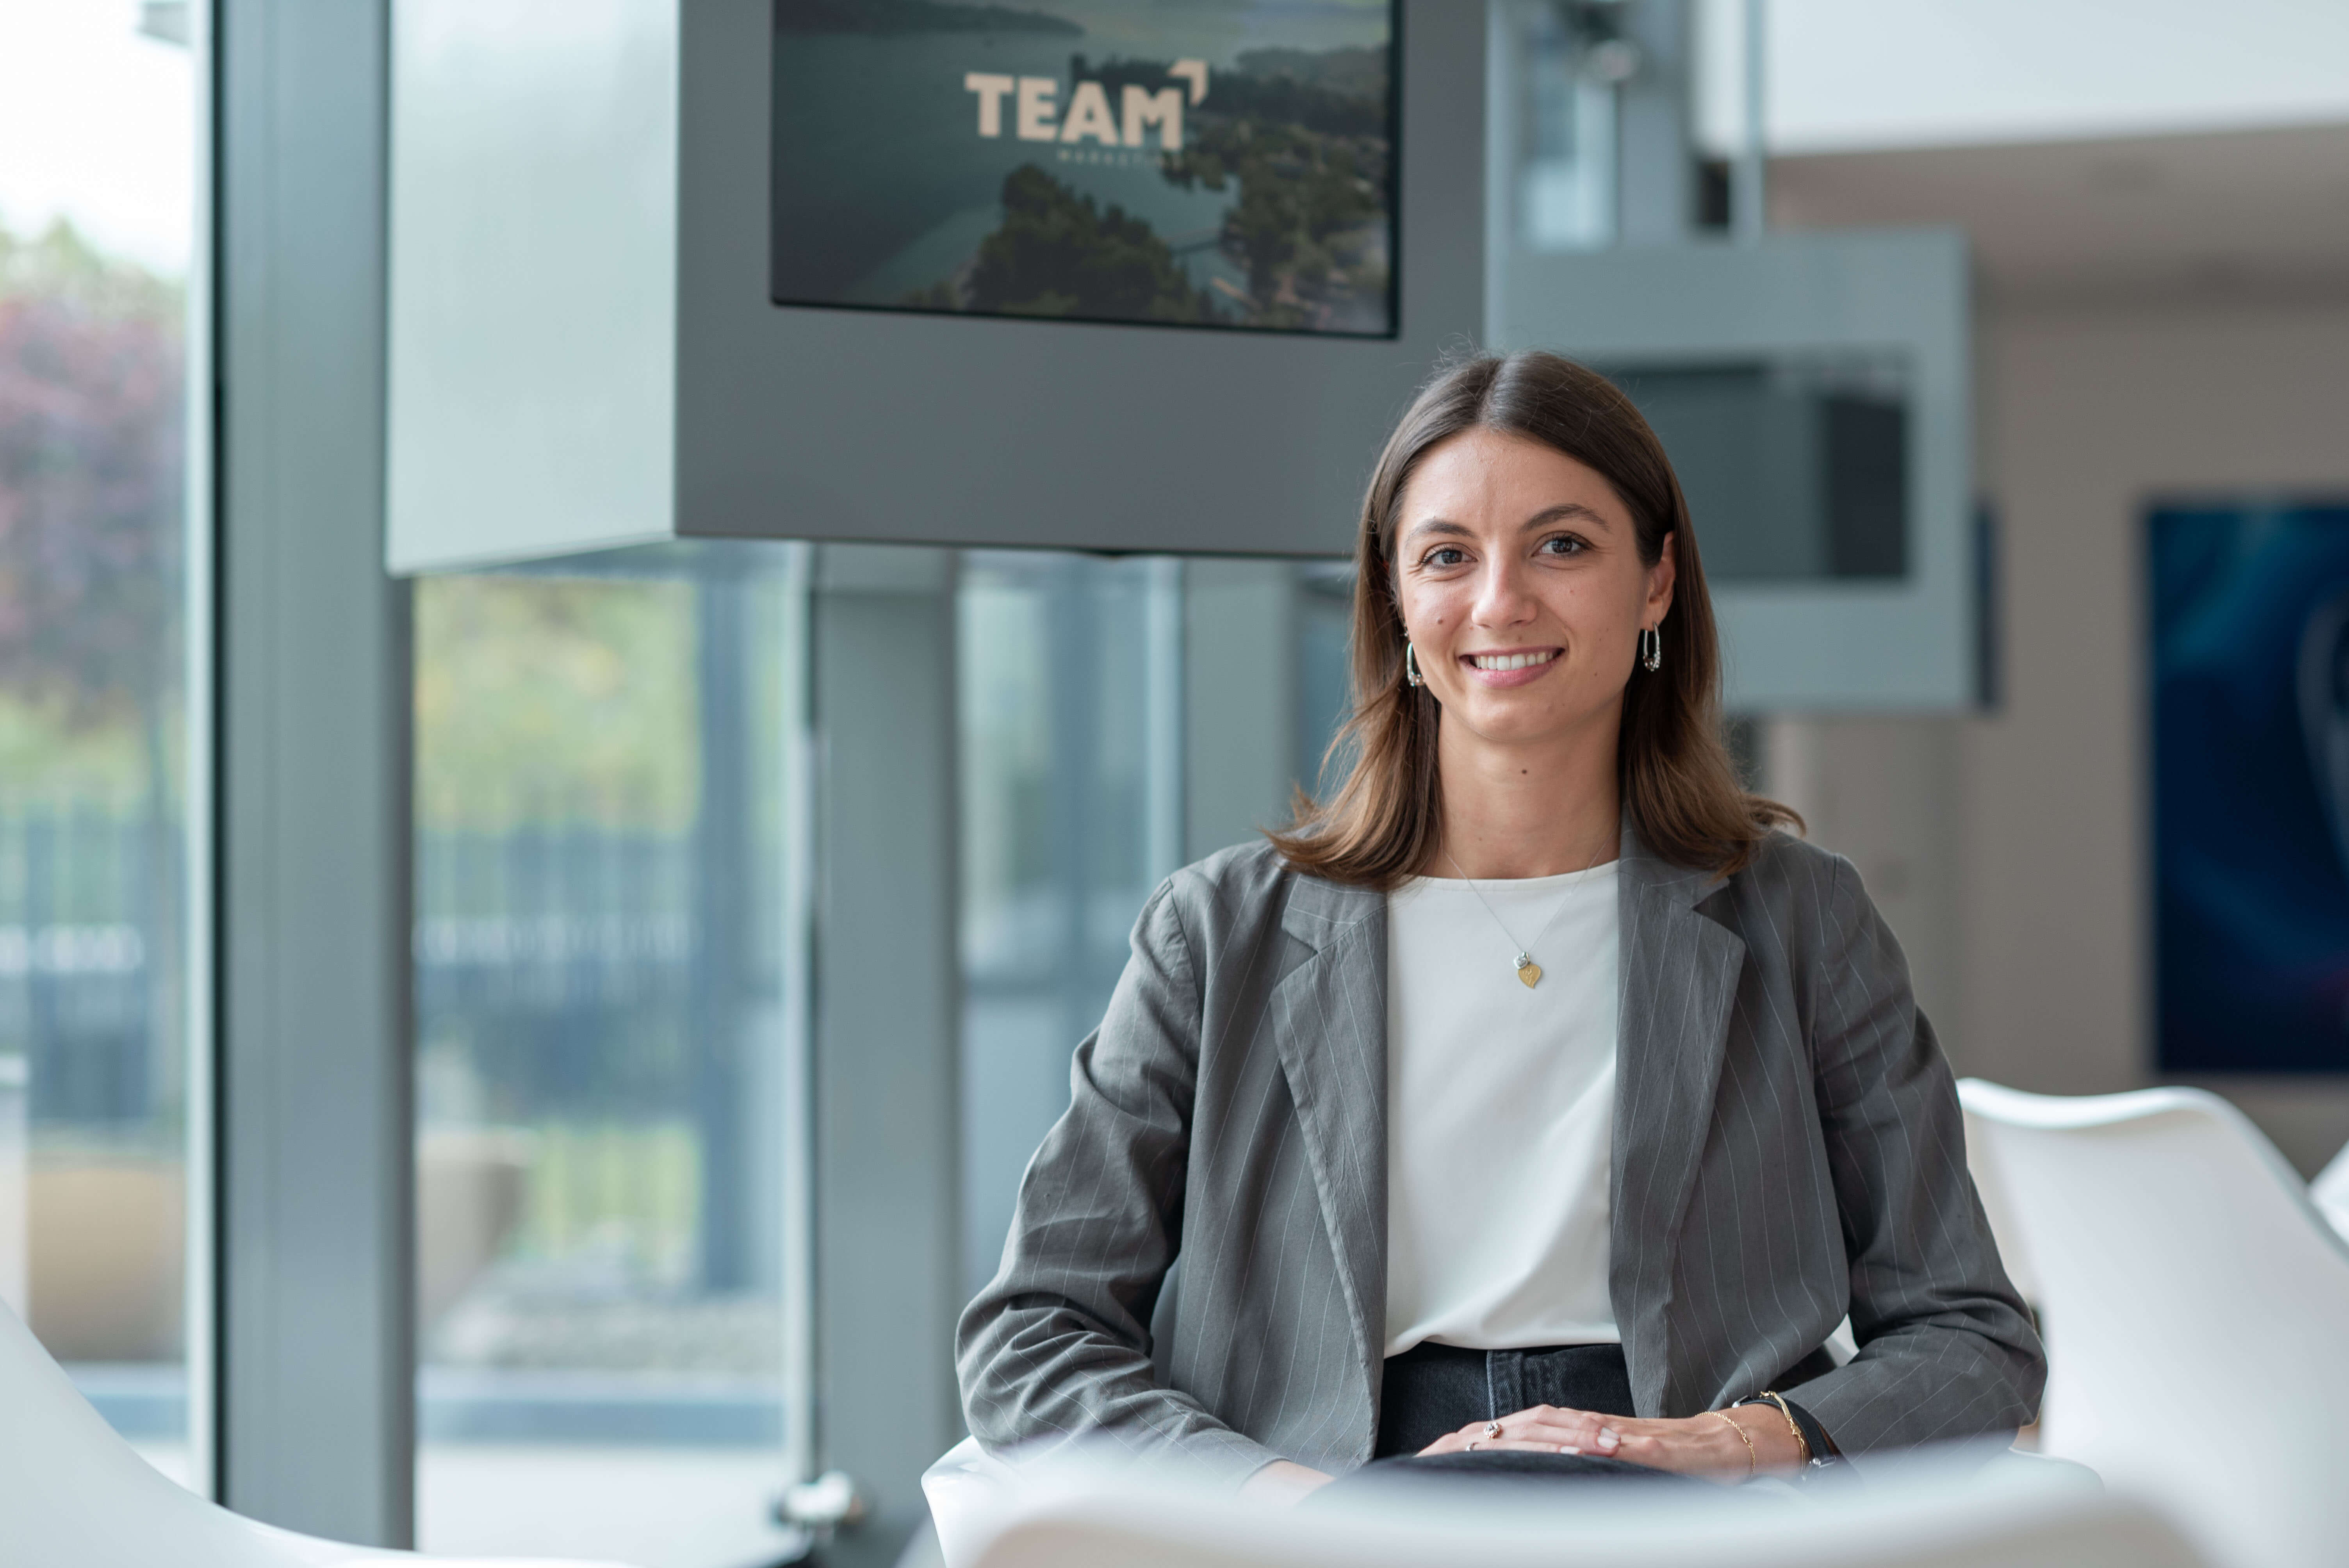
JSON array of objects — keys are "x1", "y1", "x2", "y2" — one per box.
[{"x1": 0, "y1": 221, "x2": 185, "y2": 739}]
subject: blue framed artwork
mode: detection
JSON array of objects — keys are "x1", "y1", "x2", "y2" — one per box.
[{"x1": 2151, "y1": 502, "x2": 2349, "y2": 1074}]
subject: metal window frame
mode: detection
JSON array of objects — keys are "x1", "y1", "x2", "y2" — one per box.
[{"x1": 214, "y1": 0, "x2": 413, "y2": 1543}]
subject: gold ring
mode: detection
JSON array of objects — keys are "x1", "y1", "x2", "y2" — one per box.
[{"x1": 1483, "y1": 1420, "x2": 1503, "y2": 1440}]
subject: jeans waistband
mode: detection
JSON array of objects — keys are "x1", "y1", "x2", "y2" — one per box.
[{"x1": 1376, "y1": 1340, "x2": 1634, "y2": 1459}]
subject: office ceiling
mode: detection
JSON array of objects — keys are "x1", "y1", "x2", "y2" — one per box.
[{"x1": 1768, "y1": 121, "x2": 2349, "y2": 306}]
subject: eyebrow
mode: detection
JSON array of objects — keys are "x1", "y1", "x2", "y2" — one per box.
[{"x1": 1402, "y1": 502, "x2": 1612, "y2": 543}]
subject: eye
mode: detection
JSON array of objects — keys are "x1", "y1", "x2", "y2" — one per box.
[
  {"x1": 1539, "y1": 534, "x2": 1590, "y2": 558},
  {"x1": 1421, "y1": 545, "x2": 1468, "y2": 568}
]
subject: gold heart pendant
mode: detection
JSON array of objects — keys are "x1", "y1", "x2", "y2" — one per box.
[{"x1": 1516, "y1": 961, "x2": 1543, "y2": 989}]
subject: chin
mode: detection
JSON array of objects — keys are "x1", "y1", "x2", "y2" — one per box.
[{"x1": 1451, "y1": 702, "x2": 1573, "y2": 747}]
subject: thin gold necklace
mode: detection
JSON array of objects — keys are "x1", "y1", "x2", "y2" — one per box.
[{"x1": 1440, "y1": 839, "x2": 1609, "y2": 990}]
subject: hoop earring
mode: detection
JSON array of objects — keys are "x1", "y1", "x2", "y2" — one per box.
[
  {"x1": 1404, "y1": 641, "x2": 1424, "y2": 688},
  {"x1": 1640, "y1": 625, "x2": 1663, "y2": 673}
]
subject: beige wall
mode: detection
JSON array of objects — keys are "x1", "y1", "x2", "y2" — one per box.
[{"x1": 1772, "y1": 293, "x2": 2349, "y2": 1176}]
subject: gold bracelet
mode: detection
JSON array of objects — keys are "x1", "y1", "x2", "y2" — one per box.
[
  {"x1": 1749, "y1": 1391, "x2": 1812, "y2": 1466},
  {"x1": 1711, "y1": 1409, "x2": 1755, "y2": 1478}
]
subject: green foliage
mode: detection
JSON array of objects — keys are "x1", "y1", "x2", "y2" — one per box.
[
  {"x1": 414, "y1": 576, "x2": 699, "y2": 832},
  {"x1": 1144, "y1": 47, "x2": 1392, "y2": 332},
  {"x1": 516, "y1": 1119, "x2": 701, "y2": 1284},
  {"x1": 0, "y1": 219, "x2": 182, "y2": 322},
  {"x1": 0, "y1": 695, "x2": 175, "y2": 809},
  {"x1": 1166, "y1": 116, "x2": 1387, "y2": 328},
  {"x1": 964, "y1": 164, "x2": 1222, "y2": 323},
  {"x1": 1202, "y1": 49, "x2": 1388, "y2": 138}
]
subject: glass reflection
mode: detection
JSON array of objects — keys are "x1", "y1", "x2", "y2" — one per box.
[
  {"x1": 412, "y1": 551, "x2": 808, "y2": 1568},
  {"x1": 958, "y1": 552, "x2": 1183, "y2": 1296},
  {"x1": 411, "y1": 542, "x2": 1350, "y2": 1561},
  {"x1": 957, "y1": 552, "x2": 1351, "y2": 1294}
]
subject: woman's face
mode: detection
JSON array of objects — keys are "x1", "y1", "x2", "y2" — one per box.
[{"x1": 1391, "y1": 428, "x2": 1676, "y2": 752}]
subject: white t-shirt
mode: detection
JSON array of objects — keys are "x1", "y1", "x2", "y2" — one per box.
[{"x1": 1383, "y1": 861, "x2": 1622, "y2": 1355}]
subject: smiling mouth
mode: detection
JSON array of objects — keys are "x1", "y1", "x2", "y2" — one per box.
[{"x1": 1466, "y1": 649, "x2": 1560, "y2": 671}]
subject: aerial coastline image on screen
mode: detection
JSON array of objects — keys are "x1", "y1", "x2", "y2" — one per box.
[{"x1": 770, "y1": 0, "x2": 1397, "y2": 337}]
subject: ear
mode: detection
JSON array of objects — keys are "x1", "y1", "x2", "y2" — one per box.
[{"x1": 1645, "y1": 532, "x2": 1678, "y2": 623}]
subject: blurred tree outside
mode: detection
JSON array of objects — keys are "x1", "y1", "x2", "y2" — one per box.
[
  {"x1": 413, "y1": 574, "x2": 709, "y2": 1312},
  {"x1": 414, "y1": 575, "x2": 697, "y2": 834},
  {"x1": 0, "y1": 218, "x2": 189, "y2": 1151},
  {"x1": 0, "y1": 217, "x2": 184, "y2": 810}
]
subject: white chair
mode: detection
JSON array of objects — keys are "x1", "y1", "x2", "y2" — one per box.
[
  {"x1": 1958, "y1": 1079, "x2": 2349, "y2": 1568},
  {"x1": 936, "y1": 1442, "x2": 2199, "y2": 1568},
  {"x1": 0, "y1": 1299, "x2": 631, "y2": 1568},
  {"x1": 2312, "y1": 1138, "x2": 2349, "y2": 1242}
]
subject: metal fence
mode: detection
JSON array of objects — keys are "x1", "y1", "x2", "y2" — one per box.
[
  {"x1": 0, "y1": 806, "x2": 177, "y2": 1128},
  {"x1": 0, "y1": 811, "x2": 715, "y2": 1131},
  {"x1": 414, "y1": 823, "x2": 700, "y2": 1121}
]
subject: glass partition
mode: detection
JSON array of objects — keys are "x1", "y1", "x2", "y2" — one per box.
[
  {"x1": 0, "y1": 0, "x2": 203, "y2": 1490},
  {"x1": 957, "y1": 553, "x2": 1350, "y2": 1294},
  {"x1": 412, "y1": 547, "x2": 811, "y2": 1568},
  {"x1": 413, "y1": 542, "x2": 1349, "y2": 1561},
  {"x1": 957, "y1": 552, "x2": 1184, "y2": 1297}
]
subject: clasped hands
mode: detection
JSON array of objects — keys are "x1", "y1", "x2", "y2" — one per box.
[
  {"x1": 1417, "y1": 1401, "x2": 1800, "y2": 1480},
  {"x1": 1240, "y1": 1401, "x2": 1800, "y2": 1504}
]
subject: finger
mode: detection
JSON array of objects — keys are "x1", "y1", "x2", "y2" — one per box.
[
  {"x1": 1419, "y1": 1437, "x2": 1596, "y2": 1457},
  {"x1": 1536, "y1": 1408, "x2": 1629, "y2": 1452},
  {"x1": 1515, "y1": 1403, "x2": 1609, "y2": 1432},
  {"x1": 1486, "y1": 1420, "x2": 1608, "y2": 1450},
  {"x1": 1498, "y1": 1408, "x2": 1618, "y2": 1446}
]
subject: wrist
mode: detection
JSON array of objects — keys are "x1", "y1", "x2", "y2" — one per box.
[
  {"x1": 1724, "y1": 1406, "x2": 1803, "y2": 1472},
  {"x1": 1241, "y1": 1458, "x2": 1334, "y2": 1505}
]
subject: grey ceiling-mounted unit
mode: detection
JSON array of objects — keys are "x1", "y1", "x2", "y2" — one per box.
[
  {"x1": 1494, "y1": 230, "x2": 1975, "y2": 712},
  {"x1": 387, "y1": 0, "x2": 1487, "y2": 573},
  {"x1": 1481, "y1": 0, "x2": 1978, "y2": 713}
]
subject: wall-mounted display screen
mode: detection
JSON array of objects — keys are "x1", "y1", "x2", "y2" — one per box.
[
  {"x1": 2152, "y1": 502, "x2": 2349, "y2": 1074},
  {"x1": 770, "y1": 0, "x2": 1398, "y2": 337}
]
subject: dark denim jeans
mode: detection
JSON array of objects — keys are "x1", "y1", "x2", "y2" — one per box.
[
  {"x1": 1374, "y1": 1340, "x2": 1639, "y2": 1457},
  {"x1": 1310, "y1": 1340, "x2": 1700, "y2": 1502}
]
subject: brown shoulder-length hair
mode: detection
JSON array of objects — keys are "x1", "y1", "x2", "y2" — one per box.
[{"x1": 1270, "y1": 350, "x2": 1799, "y2": 889}]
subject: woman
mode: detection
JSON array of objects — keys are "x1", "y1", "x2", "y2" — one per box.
[{"x1": 957, "y1": 351, "x2": 2043, "y2": 1500}]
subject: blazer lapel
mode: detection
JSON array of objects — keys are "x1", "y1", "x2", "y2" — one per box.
[
  {"x1": 1609, "y1": 824, "x2": 1747, "y2": 1415},
  {"x1": 1266, "y1": 872, "x2": 1388, "y2": 1410}
]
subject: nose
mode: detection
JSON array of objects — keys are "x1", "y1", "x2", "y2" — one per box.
[{"x1": 1470, "y1": 551, "x2": 1540, "y2": 629}]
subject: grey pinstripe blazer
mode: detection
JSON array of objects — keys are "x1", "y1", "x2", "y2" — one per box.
[{"x1": 956, "y1": 827, "x2": 2044, "y2": 1484}]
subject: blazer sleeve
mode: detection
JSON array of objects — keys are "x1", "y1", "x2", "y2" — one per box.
[
  {"x1": 1780, "y1": 854, "x2": 2048, "y2": 1450},
  {"x1": 955, "y1": 878, "x2": 1280, "y2": 1485}
]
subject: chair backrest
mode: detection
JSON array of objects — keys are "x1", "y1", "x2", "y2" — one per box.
[
  {"x1": 959, "y1": 1456, "x2": 2206, "y2": 1568},
  {"x1": 2313, "y1": 1139, "x2": 2349, "y2": 1242},
  {"x1": 0, "y1": 1297, "x2": 375, "y2": 1567},
  {"x1": 0, "y1": 1298, "x2": 631, "y2": 1567},
  {"x1": 1958, "y1": 1080, "x2": 2349, "y2": 1568}
]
